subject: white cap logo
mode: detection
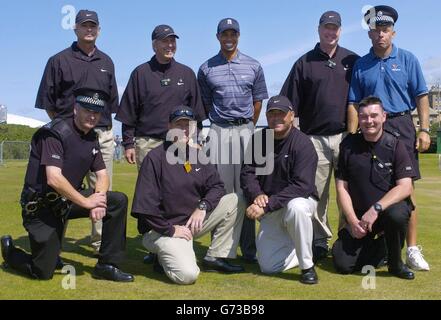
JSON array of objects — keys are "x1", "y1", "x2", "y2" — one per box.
[
  {"x1": 227, "y1": 19, "x2": 232, "y2": 24},
  {"x1": 93, "y1": 93, "x2": 99, "y2": 101}
]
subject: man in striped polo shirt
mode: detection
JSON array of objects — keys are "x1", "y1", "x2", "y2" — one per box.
[{"x1": 198, "y1": 18, "x2": 268, "y2": 263}]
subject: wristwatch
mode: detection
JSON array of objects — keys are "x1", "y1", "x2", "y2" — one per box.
[
  {"x1": 419, "y1": 128, "x2": 430, "y2": 134},
  {"x1": 373, "y1": 202, "x2": 383, "y2": 213},
  {"x1": 198, "y1": 200, "x2": 208, "y2": 211}
]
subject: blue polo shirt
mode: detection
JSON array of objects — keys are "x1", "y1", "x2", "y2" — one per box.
[
  {"x1": 348, "y1": 45, "x2": 428, "y2": 113},
  {"x1": 198, "y1": 50, "x2": 268, "y2": 123}
]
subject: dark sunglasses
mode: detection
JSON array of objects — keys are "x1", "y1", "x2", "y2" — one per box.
[{"x1": 169, "y1": 109, "x2": 195, "y2": 122}]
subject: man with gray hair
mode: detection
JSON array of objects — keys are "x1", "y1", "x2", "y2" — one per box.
[{"x1": 116, "y1": 24, "x2": 206, "y2": 263}]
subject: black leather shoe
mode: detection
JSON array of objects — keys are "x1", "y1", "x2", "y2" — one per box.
[
  {"x1": 313, "y1": 246, "x2": 329, "y2": 263},
  {"x1": 1, "y1": 235, "x2": 13, "y2": 267},
  {"x1": 55, "y1": 256, "x2": 65, "y2": 270},
  {"x1": 202, "y1": 257, "x2": 245, "y2": 273},
  {"x1": 389, "y1": 265, "x2": 415, "y2": 280},
  {"x1": 143, "y1": 252, "x2": 156, "y2": 264},
  {"x1": 92, "y1": 263, "x2": 134, "y2": 282},
  {"x1": 242, "y1": 255, "x2": 258, "y2": 264},
  {"x1": 153, "y1": 255, "x2": 164, "y2": 274},
  {"x1": 300, "y1": 267, "x2": 318, "y2": 285}
]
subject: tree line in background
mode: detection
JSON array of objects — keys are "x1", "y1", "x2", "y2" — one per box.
[
  {"x1": 0, "y1": 124, "x2": 38, "y2": 161},
  {"x1": 0, "y1": 124, "x2": 37, "y2": 141}
]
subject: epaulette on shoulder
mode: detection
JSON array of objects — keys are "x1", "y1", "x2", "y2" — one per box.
[
  {"x1": 40, "y1": 118, "x2": 73, "y2": 144},
  {"x1": 382, "y1": 130, "x2": 399, "y2": 149}
]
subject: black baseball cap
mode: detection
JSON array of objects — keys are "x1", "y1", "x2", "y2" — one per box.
[
  {"x1": 169, "y1": 106, "x2": 195, "y2": 123},
  {"x1": 217, "y1": 18, "x2": 240, "y2": 34},
  {"x1": 319, "y1": 11, "x2": 341, "y2": 27},
  {"x1": 75, "y1": 10, "x2": 99, "y2": 25},
  {"x1": 152, "y1": 24, "x2": 179, "y2": 41},
  {"x1": 74, "y1": 88, "x2": 109, "y2": 113},
  {"x1": 364, "y1": 5, "x2": 398, "y2": 27},
  {"x1": 266, "y1": 95, "x2": 294, "y2": 113}
]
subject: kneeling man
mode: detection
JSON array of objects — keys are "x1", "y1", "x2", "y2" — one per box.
[
  {"x1": 333, "y1": 96, "x2": 415, "y2": 280},
  {"x1": 241, "y1": 95, "x2": 319, "y2": 284},
  {"x1": 131, "y1": 106, "x2": 245, "y2": 285},
  {"x1": 1, "y1": 88, "x2": 133, "y2": 282}
]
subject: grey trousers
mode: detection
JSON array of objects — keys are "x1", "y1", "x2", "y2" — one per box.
[
  {"x1": 257, "y1": 197, "x2": 317, "y2": 273},
  {"x1": 142, "y1": 193, "x2": 245, "y2": 285},
  {"x1": 206, "y1": 122, "x2": 256, "y2": 258}
]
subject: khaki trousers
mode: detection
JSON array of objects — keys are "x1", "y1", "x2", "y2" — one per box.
[
  {"x1": 142, "y1": 193, "x2": 245, "y2": 285},
  {"x1": 309, "y1": 132, "x2": 345, "y2": 248},
  {"x1": 135, "y1": 136, "x2": 164, "y2": 171},
  {"x1": 85, "y1": 128, "x2": 115, "y2": 253}
]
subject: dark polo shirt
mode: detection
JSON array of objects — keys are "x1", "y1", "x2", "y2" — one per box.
[
  {"x1": 24, "y1": 118, "x2": 105, "y2": 194},
  {"x1": 35, "y1": 42, "x2": 119, "y2": 128},
  {"x1": 336, "y1": 132, "x2": 415, "y2": 217},
  {"x1": 131, "y1": 142, "x2": 225, "y2": 236},
  {"x1": 240, "y1": 127, "x2": 319, "y2": 213},
  {"x1": 116, "y1": 56, "x2": 206, "y2": 148},
  {"x1": 280, "y1": 44, "x2": 359, "y2": 135}
]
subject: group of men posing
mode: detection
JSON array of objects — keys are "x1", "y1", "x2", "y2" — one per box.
[{"x1": 1, "y1": 5, "x2": 431, "y2": 285}]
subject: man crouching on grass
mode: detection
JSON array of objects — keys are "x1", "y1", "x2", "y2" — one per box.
[
  {"x1": 131, "y1": 106, "x2": 245, "y2": 285},
  {"x1": 333, "y1": 96, "x2": 415, "y2": 280},
  {"x1": 1, "y1": 88, "x2": 133, "y2": 282}
]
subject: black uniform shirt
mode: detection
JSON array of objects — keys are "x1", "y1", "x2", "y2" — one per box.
[
  {"x1": 131, "y1": 142, "x2": 225, "y2": 236},
  {"x1": 115, "y1": 56, "x2": 206, "y2": 148},
  {"x1": 35, "y1": 42, "x2": 119, "y2": 127},
  {"x1": 280, "y1": 44, "x2": 359, "y2": 135},
  {"x1": 23, "y1": 119, "x2": 105, "y2": 193},
  {"x1": 336, "y1": 132, "x2": 416, "y2": 217},
  {"x1": 241, "y1": 127, "x2": 319, "y2": 213}
]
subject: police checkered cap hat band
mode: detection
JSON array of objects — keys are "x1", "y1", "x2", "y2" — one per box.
[
  {"x1": 364, "y1": 5, "x2": 398, "y2": 27},
  {"x1": 169, "y1": 106, "x2": 195, "y2": 123},
  {"x1": 74, "y1": 88, "x2": 109, "y2": 113},
  {"x1": 319, "y1": 11, "x2": 341, "y2": 27},
  {"x1": 266, "y1": 95, "x2": 294, "y2": 113},
  {"x1": 217, "y1": 18, "x2": 240, "y2": 34},
  {"x1": 152, "y1": 24, "x2": 179, "y2": 41},
  {"x1": 75, "y1": 10, "x2": 99, "y2": 25}
]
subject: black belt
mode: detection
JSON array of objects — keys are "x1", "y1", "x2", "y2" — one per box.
[
  {"x1": 387, "y1": 110, "x2": 411, "y2": 118},
  {"x1": 218, "y1": 118, "x2": 252, "y2": 126},
  {"x1": 21, "y1": 188, "x2": 71, "y2": 218},
  {"x1": 95, "y1": 125, "x2": 112, "y2": 130}
]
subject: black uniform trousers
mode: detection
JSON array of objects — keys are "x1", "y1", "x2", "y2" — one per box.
[
  {"x1": 332, "y1": 200, "x2": 411, "y2": 274},
  {"x1": 7, "y1": 189, "x2": 128, "y2": 280},
  {"x1": 239, "y1": 216, "x2": 256, "y2": 259},
  {"x1": 384, "y1": 114, "x2": 420, "y2": 179}
]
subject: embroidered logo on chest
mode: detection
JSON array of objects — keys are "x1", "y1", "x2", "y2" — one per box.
[{"x1": 391, "y1": 64, "x2": 401, "y2": 72}]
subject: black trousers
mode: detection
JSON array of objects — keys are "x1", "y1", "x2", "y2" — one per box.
[
  {"x1": 384, "y1": 115, "x2": 420, "y2": 179},
  {"x1": 239, "y1": 216, "x2": 256, "y2": 259},
  {"x1": 332, "y1": 200, "x2": 411, "y2": 274},
  {"x1": 7, "y1": 189, "x2": 128, "y2": 280}
]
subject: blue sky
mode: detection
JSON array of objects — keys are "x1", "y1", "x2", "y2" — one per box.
[{"x1": 1, "y1": 0, "x2": 441, "y2": 129}]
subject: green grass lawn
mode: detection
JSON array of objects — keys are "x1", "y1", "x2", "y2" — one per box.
[{"x1": 0, "y1": 155, "x2": 440, "y2": 300}]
